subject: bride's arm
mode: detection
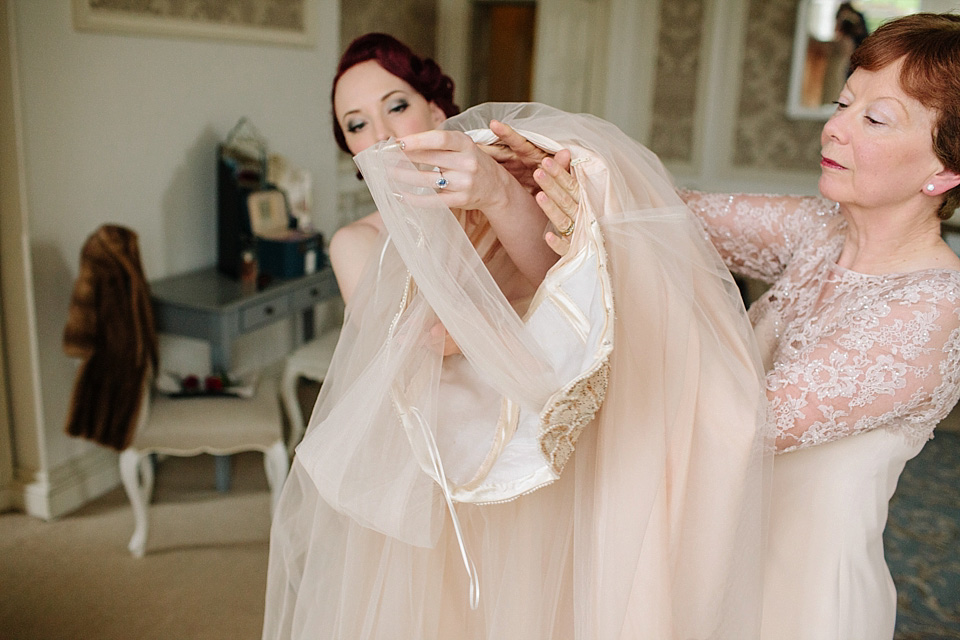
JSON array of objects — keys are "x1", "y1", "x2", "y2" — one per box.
[
  {"x1": 397, "y1": 129, "x2": 559, "y2": 287},
  {"x1": 493, "y1": 123, "x2": 831, "y2": 283},
  {"x1": 328, "y1": 211, "x2": 384, "y2": 306}
]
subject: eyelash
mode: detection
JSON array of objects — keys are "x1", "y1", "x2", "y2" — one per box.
[
  {"x1": 345, "y1": 100, "x2": 411, "y2": 134},
  {"x1": 832, "y1": 101, "x2": 884, "y2": 125}
]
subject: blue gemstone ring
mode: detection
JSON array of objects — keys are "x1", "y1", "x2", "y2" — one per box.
[{"x1": 436, "y1": 173, "x2": 448, "y2": 190}]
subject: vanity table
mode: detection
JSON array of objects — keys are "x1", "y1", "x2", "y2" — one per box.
[{"x1": 150, "y1": 265, "x2": 339, "y2": 490}]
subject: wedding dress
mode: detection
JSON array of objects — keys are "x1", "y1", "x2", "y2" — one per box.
[
  {"x1": 682, "y1": 191, "x2": 960, "y2": 640},
  {"x1": 262, "y1": 103, "x2": 773, "y2": 640}
]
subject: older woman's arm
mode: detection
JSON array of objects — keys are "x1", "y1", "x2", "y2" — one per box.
[
  {"x1": 676, "y1": 191, "x2": 833, "y2": 284},
  {"x1": 766, "y1": 293, "x2": 960, "y2": 452}
]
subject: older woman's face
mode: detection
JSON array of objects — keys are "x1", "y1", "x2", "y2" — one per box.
[
  {"x1": 334, "y1": 60, "x2": 447, "y2": 155},
  {"x1": 819, "y1": 59, "x2": 944, "y2": 212}
]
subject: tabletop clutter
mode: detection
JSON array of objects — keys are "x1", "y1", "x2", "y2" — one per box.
[{"x1": 217, "y1": 117, "x2": 325, "y2": 288}]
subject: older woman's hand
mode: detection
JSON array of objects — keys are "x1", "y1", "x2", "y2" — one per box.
[
  {"x1": 534, "y1": 155, "x2": 580, "y2": 257},
  {"x1": 481, "y1": 120, "x2": 552, "y2": 193},
  {"x1": 483, "y1": 121, "x2": 580, "y2": 257}
]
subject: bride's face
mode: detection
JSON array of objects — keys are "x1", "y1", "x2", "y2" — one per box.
[{"x1": 334, "y1": 60, "x2": 447, "y2": 155}]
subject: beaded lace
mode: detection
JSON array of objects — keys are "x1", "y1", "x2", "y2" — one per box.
[{"x1": 680, "y1": 190, "x2": 960, "y2": 452}]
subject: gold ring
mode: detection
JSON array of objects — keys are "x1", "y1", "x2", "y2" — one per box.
[{"x1": 559, "y1": 220, "x2": 574, "y2": 237}]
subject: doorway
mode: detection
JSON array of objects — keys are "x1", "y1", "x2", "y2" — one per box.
[{"x1": 468, "y1": 1, "x2": 537, "y2": 104}]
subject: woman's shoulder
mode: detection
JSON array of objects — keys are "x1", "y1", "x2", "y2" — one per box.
[
  {"x1": 881, "y1": 267, "x2": 960, "y2": 321},
  {"x1": 330, "y1": 212, "x2": 384, "y2": 250},
  {"x1": 336, "y1": 211, "x2": 385, "y2": 236}
]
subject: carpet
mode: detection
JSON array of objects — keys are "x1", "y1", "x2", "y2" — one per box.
[{"x1": 887, "y1": 430, "x2": 960, "y2": 639}]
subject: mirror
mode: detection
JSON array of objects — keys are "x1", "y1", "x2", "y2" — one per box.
[{"x1": 787, "y1": 0, "x2": 960, "y2": 120}]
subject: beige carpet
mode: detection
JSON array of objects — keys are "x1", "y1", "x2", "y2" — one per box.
[{"x1": 0, "y1": 450, "x2": 278, "y2": 640}]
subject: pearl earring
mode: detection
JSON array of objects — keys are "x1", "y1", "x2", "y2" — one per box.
[{"x1": 926, "y1": 184, "x2": 936, "y2": 192}]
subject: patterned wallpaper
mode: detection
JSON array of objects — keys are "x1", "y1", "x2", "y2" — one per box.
[
  {"x1": 341, "y1": 0, "x2": 438, "y2": 59},
  {"x1": 649, "y1": 0, "x2": 704, "y2": 163},
  {"x1": 734, "y1": 0, "x2": 823, "y2": 171},
  {"x1": 649, "y1": 0, "x2": 824, "y2": 171}
]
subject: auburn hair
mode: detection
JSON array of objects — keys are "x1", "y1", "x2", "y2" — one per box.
[
  {"x1": 331, "y1": 33, "x2": 459, "y2": 155},
  {"x1": 850, "y1": 13, "x2": 960, "y2": 219}
]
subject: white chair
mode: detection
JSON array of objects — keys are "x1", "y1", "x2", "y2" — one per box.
[
  {"x1": 280, "y1": 327, "x2": 340, "y2": 454},
  {"x1": 119, "y1": 370, "x2": 288, "y2": 557}
]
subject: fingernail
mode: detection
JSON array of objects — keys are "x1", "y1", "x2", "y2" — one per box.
[
  {"x1": 543, "y1": 157, "x2": 554, "y2": 170},
  {"x1": 536, "y1": 191, "x2": 547, "y2": 202},
  {"x1": 534, "y1": 169, "x2": 544, "y2": 180}
]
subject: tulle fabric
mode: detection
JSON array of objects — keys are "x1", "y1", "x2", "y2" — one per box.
[{"x1": 262, "y1": 103, "x2": 773, "y2": 640}]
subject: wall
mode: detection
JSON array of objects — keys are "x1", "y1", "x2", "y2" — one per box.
[
  {"x1": 3, "y1": 0, "x2": 341, "y2": 518},
  {"x1": 341, "y1": 0, "x2": 438, "y2": 58},
  {"x1": 648, "y1": 0, "x2": 824, "y2": 194}
]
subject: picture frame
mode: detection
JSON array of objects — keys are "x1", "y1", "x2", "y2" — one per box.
[
  {"x1": 247, "y1": 190, "x2": 289, "y2": 237},
  {"x1": 71, "y1": 0, "x2": 316, "y2": 48}
]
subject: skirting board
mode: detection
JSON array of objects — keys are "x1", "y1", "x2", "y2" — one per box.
[{"x1": 15, "y1": 446, "x2": 120, "y2": 520}]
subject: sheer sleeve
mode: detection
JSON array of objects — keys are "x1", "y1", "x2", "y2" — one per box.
[
  {"x1": 767, "y1": 289, "x2": 960, "y2": 452},
  {"x1": 678, "y1": 189, "x2": 837, "y2": 284}
]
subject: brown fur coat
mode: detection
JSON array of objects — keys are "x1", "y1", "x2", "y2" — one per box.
[{"x1": 63, "y1": 225, "x2": 158, "y2": 450}]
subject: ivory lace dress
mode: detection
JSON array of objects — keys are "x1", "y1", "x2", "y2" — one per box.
[
  {"x1": 682, "y1": 191, "x2": 960, "y2": 640},
  {"x1": 261, "y1": 104, "x2": 773, "y2": 640}
]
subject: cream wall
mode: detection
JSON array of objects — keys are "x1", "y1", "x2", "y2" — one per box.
[{"x1": 2, "y1": 0, "x2": 341, "y2": 518}]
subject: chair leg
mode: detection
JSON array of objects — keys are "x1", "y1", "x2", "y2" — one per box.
[
  {"x1": 119, "y1": 448, "x2": 153, "y2": 557},
  {"x1": 281, "y1": 366, "x2": 305, "y2": 456},
  {"x1": 263, "y1": 441, "x2": 290, "y2": 515}
]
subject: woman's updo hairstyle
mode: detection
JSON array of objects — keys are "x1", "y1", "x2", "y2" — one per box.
[
  {"x1": 331, "y1": 33, "x2": 460, "y2": 155},
  {"x1": 850, "y1": 13, "x2": 960, "y2": 219}
]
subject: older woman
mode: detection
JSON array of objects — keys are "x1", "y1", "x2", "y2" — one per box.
[{"x1": 513, "y1": 12, "x2": 960, "y2": 640}]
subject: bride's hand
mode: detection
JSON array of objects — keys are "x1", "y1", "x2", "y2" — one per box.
[{"x1": 396, "y1": 129, "x2": 514, "y2": 212}]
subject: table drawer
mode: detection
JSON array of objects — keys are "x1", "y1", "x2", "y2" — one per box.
[
  {"x1": 241, "y1": 295, "x2": 290, "y2": 331},
  {"x1": 292, "y1": 282, "x2": 330, "y2": 310}
]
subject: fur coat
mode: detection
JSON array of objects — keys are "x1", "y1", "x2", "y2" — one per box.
[{"x1": 63, "y1": 225, "x2": 158, "y2": 450}]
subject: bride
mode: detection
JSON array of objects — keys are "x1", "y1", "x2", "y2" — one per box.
[{"x1": 262, "y1": 93, "x2": 773, "y2": 639}]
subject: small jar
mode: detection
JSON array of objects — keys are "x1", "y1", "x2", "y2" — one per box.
[{"x1": 240, "y1": 249, "x2": 258, "y2": 290}]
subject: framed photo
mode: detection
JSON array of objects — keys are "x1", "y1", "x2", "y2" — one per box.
[
  {"x1": 72, "y1": 0, "x2": 316, "y2": 48},
  {"x1": 248, "y1": 190, "x2": 289, "y2": 236}
]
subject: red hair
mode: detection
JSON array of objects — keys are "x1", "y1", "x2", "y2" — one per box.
[
  {"x1": 851, "y1": 13, "x2": 960, "y2": 219},
  {"x1": 331, "y1": 33, "x2": 459, "y2": 155}
]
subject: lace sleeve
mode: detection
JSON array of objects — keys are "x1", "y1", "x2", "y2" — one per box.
[
  {"x1": 678, "y1": 190, "x2": 834, "y2": 283},
  {"x1": 768, "y1": 291, "x2": 960, "y2": 452}
]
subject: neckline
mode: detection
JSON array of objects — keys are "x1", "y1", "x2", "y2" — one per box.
[{"x1": 828, "y1": 260, "x2": 960, "y2": 280}]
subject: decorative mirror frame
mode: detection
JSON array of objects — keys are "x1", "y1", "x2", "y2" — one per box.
[
  {"x1": 787, "y1": 0, "x2": 960, "y2": 121},
  {"x1": 786, "y1": 0, "x2": 837, "y2": 120}
]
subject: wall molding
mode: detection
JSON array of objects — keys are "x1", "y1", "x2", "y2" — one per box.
[{"x1": 15, "y1": 445, "x2": 120, "y2": 520}]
